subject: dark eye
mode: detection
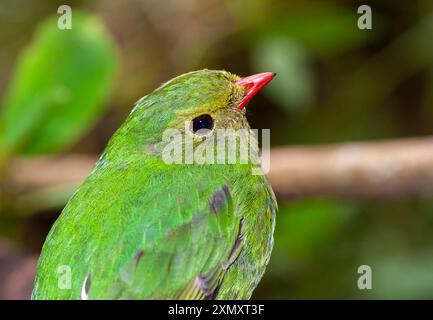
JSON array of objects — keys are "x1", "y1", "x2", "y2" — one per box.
[{"x1": 190, "y1": 114, "x2": 214, "y2": 135}]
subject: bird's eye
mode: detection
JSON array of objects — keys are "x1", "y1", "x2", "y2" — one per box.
[{"x1": 190, "y1": 114, "x2": 214, "y2": 135}]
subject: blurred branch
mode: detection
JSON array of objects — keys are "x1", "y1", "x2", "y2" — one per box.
[
  {"x1": 6, "y1": 136, "x2": 433, "y2": 214},
  {"x1": 269, "y1": 136, "x2": 433, "y2": 199}
]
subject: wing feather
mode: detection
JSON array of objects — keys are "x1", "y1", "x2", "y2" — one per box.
[{"x1": 100, "y1": 184, "x2": 243, "y2": 299}]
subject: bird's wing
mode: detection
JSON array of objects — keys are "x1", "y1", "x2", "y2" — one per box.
[
  {"x1": 32, "y1": 166, "x2": 247, "y2": 300},
  {"x1": 87, "y1": 183, "x2": 243, "y2": 300}
]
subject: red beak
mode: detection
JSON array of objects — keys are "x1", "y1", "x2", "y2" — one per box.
[{"x1": 235, "y1": 72, "x2": 276, "y2": 110}]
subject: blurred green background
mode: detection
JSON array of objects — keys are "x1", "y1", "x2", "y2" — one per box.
[{"x1": 1, "y1": 0, "x2": 433, "y2": 299}]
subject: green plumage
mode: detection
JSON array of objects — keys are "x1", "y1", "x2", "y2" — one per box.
[{"x1": 32, "y1": 70, "x2": 277, "y2": 299}]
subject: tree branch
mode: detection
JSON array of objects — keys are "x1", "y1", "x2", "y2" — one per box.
[
  {"x1": 268, "y1": 137, "x2": 433, "y2": 199},
  {"x1": 6, "y1": 137, "x2": 433, "y2": 211}
]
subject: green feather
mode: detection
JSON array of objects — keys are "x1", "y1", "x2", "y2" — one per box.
[{"x1": 32, "y1": 70, "x2": 277, "y2": 300}]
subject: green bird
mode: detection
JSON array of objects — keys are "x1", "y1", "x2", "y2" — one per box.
[{"x1": 32, "y1": 69, "x2": 277, "y2": 300}]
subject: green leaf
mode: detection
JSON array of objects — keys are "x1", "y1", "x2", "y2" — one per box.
[{"x1": 0, "y1": 12, "x2": 118, "y2": 155}]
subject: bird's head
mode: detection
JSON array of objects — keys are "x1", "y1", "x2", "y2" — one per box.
[{"x1": 104, "y1": 69, "x2": 275, "y2": 164}]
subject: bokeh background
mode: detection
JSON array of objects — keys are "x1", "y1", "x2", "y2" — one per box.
[{"x1": 1, "y1": 0, "x2": 433, "y2": 299}]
